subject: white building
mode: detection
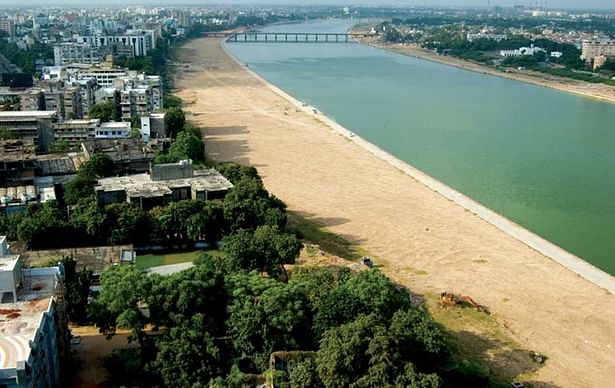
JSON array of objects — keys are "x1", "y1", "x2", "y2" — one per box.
[
  {"x1": 467, "y1": 33, "x2": 507, "y2": 42},
  {"x1": 500, "y1": 45, "x2": 546, "y2": 57},
  {"x1": 54, "y1": 43, "x2": 104, "y2": 66},
  {"x1": 140, "y1": 112, "x2": 167, "y2": 143},
  {"x1": 0, "y1": 236, "x2": 65, "y2": 387},
  {"x1": 95, "y1": 121, "x2": 131, "y2": 139},
  {"x1": 76, "y1": 30, "x2": 156, "y2": 57}
]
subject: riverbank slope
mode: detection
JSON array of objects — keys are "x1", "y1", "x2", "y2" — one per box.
[{"x1": 175, "y1": 37, "x2": 615, "y2": 386}]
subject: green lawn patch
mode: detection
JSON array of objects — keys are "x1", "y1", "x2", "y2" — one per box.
[{"x1": 136, "y1": 250, "x2": 220, "y2": 270}]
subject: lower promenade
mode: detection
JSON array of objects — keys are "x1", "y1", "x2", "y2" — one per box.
[{"x1": 175, "y1": 37, "x2": 615, "y2": 386}]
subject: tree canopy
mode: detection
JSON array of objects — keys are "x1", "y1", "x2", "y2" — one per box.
[
  {"x1": 90, "y1": 257, "x2": 489, "y2": 387},
  {"x1": 89, "y1": 101, "x2": 119, "y2": 122}
]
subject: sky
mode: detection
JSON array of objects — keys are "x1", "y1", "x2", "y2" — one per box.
[{"x1": 1, "y1": 0, "x2": 614, "y2": 10}]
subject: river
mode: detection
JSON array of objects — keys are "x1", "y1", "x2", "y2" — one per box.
[{"x1": 225, "y1": 19, "x2": 615, "y2": 275}]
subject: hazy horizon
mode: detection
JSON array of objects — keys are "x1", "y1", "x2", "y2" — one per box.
[{"x1": 2, "y1": 0, "x2": 615, "y2": 11}]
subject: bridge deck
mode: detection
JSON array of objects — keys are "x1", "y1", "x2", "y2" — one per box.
[{"x1": 225, "y1": 31, "x2": 373, "y2": 43}]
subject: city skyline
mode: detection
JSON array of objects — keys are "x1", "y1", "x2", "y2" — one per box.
[{"x1": 3, "y1": 0, "x2": 615, "y2": 11}]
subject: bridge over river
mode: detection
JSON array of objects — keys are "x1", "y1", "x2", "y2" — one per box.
[{"x1": 202, "y1": 31, "x2": 374, "y2": 43}]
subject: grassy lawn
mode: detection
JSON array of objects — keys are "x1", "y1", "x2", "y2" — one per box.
[
  {"x1": 287, "y1": 211, "x2": 371, "y2": 261},
  {"x1": 136, "y1": 250, "x2": 220, "y2": 270}
]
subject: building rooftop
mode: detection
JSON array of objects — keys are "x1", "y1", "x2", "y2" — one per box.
[
  {"x1": 0, "y1": 111, "x2": 56, "y2": 119},
  {"x1": 96, "y1": 169, "x2": 234, "y2": 197},
  {"x1": 35, "y1": 157, "x2": 76, "y2": 176},
  {"x1": 0, "y1": 259, "x2": 60, "y2": 373},
  {"x1": 0, "y1": 255, "x2": 19, "y2": 272},
  {"x1": 100, "y1": 121, "x2": 130, "y2": 129},
  {"x1": 0, "y1": 140, "x2": 36, "y2": 162}
]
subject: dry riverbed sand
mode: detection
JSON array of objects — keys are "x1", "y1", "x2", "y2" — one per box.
[{"x1": 175, "y1": 38, "x2": 615, "y2": 386}]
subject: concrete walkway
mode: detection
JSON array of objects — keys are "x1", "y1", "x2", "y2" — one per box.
[{"x1": 145, "y1": 262, "x2": 194, "y2": 276}]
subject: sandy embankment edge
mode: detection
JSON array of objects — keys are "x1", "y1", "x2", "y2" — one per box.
[{"x1": 220, "y1": 39, "x2": 615, "y2": 295}]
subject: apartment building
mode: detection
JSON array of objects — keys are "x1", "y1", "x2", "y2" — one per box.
[{"x1": 581, "y1": 40, "x2": 615, "y2": 64}]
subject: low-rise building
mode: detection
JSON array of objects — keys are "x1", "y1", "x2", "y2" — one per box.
[
  {"x1": 52, "y1": 118, "x2": 100, "y2": 146},
  {"x1": 500, "y1": 45, "x2": 546, "y2": 57},
  {"x1": 83, "y1": 138, "x2": 156, "y2": 175},
  {"x1": 95, "y1": 161, "x2": 234, "y2": 210},
  {"x1": 140, "y1": 112, "x2": 167, "y2": 142},
  {"x1": 0, "y1": 111, "x2": 56, "y2": 152},
  {"x1": 0, "y1": 139, "x2": 36, "y2": 187},
  {"x1": 593, "y1": 54, "x2": 615, "y2": 70},
  {"x1": 94, "y1": 121, "x2": 131, "y2": 139}
]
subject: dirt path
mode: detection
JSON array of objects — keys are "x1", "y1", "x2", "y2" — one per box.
[{"x1": 175, "y1": 38, "x2": 615, "y2": 387}]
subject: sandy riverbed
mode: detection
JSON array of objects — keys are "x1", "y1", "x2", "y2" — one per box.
[{"x1": 175, "y1": 37, "x2": 615, "y2": 386}]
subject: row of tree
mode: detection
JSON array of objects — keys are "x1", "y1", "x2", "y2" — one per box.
[
  {"x1": 91, "y1": 257, "x2": 489, "y2": 387},
  {"x1": 0, "y1": 163, "x2": 285, "y2": 249},
  {"x1": 155, "y1": 107, "x2": 206, "y2": 163},
  {"x1": 0, "y1": 32, "x2": 54, "y2": 75}
]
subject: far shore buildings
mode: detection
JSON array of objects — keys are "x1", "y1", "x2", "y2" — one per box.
[
  {"x1": 499, "y1": 45, "x2": 546, "y2": 57},
  {"x1": 95, "y1": 161, "x2": 234, "y2": 210},
  {"x1": 466, "y1": 32, "x2": 507, "y2": 42},
  {"x1": 0, "y1": 236, "x2": 67, "y2": 387}
]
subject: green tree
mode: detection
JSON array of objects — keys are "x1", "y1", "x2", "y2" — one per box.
[
  {"x1": 217, "y1": 163, "x2": 261, "y2": 184},
  {"x1": 186, "y1": 201, "x2": 226, "y2": 245},
  {"x1": 316, "y1": 314, "x2": 382, "y2": 388},
  {"x1": 166, "y1": 130, "x2": 205, "y2": 162},
  {"x1": 288, "y1": 358, "x2": 322, "y2": 388},
  {"x1": 64, "y1": 153, "x2": 115, "y2": 205},
  {"x1": 89, "y1": 265, "x2": 151, "y2": 340},
  {"x1": 0, "y1": 128, "x2": 17, "y2": 140},
  {"x1": 81, "y1": 153, "x2": 115, "y2": 179},
  {"x1": 17, "y1": 201, "x2": 67, "y2": 248},
  {"x1": 61, "y1": 256, "x2": 92, "y2": 323},
  {"x1": 222, "y1": 177, "x2": 287, "y2": 232},
  {"x1": 166, "y1": 107, "x2": 186, "y2": 138},
  {"x1": 226, "y1": 273, "x2": 311, "y2": 369},
  {"x1": 51, "y1": 138, "x2": 70, "y2": 153},
  {"x1": 149, "y1": 314, "x2": 223, "y2": 387},
  {"x1": 313, "y1": 269, "x2": 411, "y2": 336},
  {"x1": 150, "y1": 200, "x2": 206, "y2": 245},
  {"x1": 105, "y1": 203, "x2": 151, "y2": 245},
  {"x1": 130, "y1": 115, "x2": 141, "y2": 129},
  {"x1": 89, "y1": 101, "x2": 118, "y2": 122},
  {"x1": 220, "y1": 225, "x2": 301, "y2": 277}
]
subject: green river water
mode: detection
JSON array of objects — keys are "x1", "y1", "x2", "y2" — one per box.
[{"x1": 226, "y1": 20, "x2": 615, "y2": 275}]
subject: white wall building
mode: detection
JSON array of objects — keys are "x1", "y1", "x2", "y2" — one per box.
[
  {"x1": 500, "y1": 45, "x2": 545, "y2": 57},
  {"x1": 76, "y1": 30, "x2": 156, "y2": 57},
  {"x1": 0, "y1": 236, "x2": 66, "y2": 388},
  {"x1": 54, "y1": 43, "x2": 104, "y2": 66},
  {"x1": 95, "y1": 121, "x2": 131, "y2": 139}
]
